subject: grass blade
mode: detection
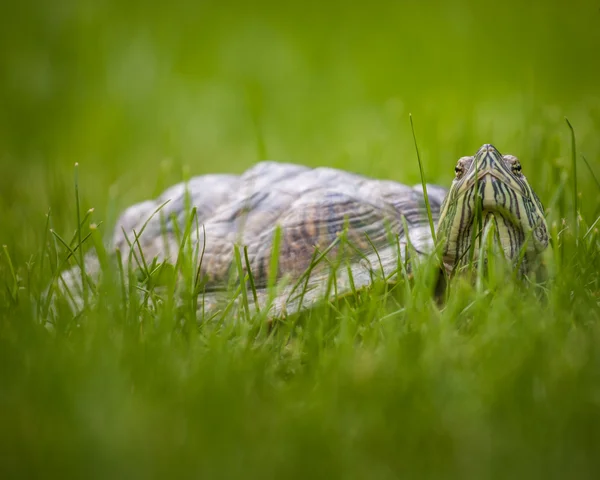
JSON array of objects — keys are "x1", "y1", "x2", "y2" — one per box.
[
  {"x1": 584, "y1": 215, "x2": 600, "y2": 240},
  {"x1": 581, "y1": 154, "x2": 600, "y2": 193},
  {"x1": 565, "y1": 117, "x2": 578, "y2": 239},
  {"x1": 2, "y1": 245, "x2": 19, "y2": 303},
  {"x1": 409, "y1": 114, "x2": 437, "y2": 246},
  {"x1": 468, "y1": 159, "x2": 482, "y2": 269},
  {"x1": 267, "y1": 225, "x2": 282, "y2": 309},
  {"x1": 234, "y1": 244, "x2": 251, "y2": 322},
  {"x1": 243, "y1": 245, "x2": 260, "y2": 313},
  {"x1": 74, "y1": 163, "x2": 88, "y2": 308}
]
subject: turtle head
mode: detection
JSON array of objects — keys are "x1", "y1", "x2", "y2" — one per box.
[{"x1": 436, "y1": 144, "x2": 548, "y2": 275}]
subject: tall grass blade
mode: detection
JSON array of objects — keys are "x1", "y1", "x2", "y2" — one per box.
[
  {"x1": 37, "y1": 209, "x2": 52, "y2": 320},
  {"x1": 581, "y1": 154, "x2": 600, "y2": 193},
  {"x1": 584, "y1": 215, "x2": 600, "y2": 240},
  {"x1": 2, "y1": 245, "x2": 19, "y2": 303},
  {"x1": 363, "y1": 232, "x2": 384, "y2": 279},
  {"x1": 468, "y1": 160, "x2": 482, "y2": 269},
  {"x1": 234, "y1": 244, "x2": 251, "y2": 322},
  {"x1": 286, "y1": 235, "x2": 340, "y2": 303},
  {"x1": 267, "y1": 225, "x2": 282, "y2": 308},
  {"x1": 409, "y1": 114, "x2": 437, "y2": 246},
  {"x1": 292, "y1": 247, "x2": 320, "y2": 314},
  {"x1": 243, "y1": 245, "x2": 260, "y2": 313},
  {"x1": 565, "y1": 117, "x2": 578, "y2": 239},
  {"x1": 73, "y1": 163, "x2": 88, "y2": 308}
]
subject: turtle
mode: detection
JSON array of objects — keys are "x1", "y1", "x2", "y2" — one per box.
[{"x1": 54, "y1": 144, "x2": 548, "y2": 318}]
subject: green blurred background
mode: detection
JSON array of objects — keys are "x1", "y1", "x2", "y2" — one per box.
[
  {"x1": 1, "y1": 0, "x2": 599, "y2": 256},
  {"x1": 2, "y1": 2, "x2": 600, "y2": 478}
]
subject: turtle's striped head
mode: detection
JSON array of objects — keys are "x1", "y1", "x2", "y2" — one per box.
[{"x1": 437, "y1": 144, "x2": 548, "y2": 274}]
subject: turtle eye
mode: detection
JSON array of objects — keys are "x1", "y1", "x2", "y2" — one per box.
[
  {"x1": 454, "y1": 165, "x2": 464, "y2": 179},
  {"x1": 511, "y1": 162, "x2": 522, "y2": 175}
]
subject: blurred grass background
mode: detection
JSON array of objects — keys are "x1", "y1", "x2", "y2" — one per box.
[
  {"x1": 1, "y1": 0, "x2": 600, "y2": 478},
  {"x1": 1, "y1": 0, "x2": 600, "y2": 253}
]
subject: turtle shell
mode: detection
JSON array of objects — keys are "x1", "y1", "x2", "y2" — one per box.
[{"x1": 109, "y1": 162, "x2": 447, "y2": 315}]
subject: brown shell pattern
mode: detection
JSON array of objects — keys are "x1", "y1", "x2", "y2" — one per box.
[
  {"x1": 112, "y1": 162, "x2": 448, "y2": 289},
  {"x1": 54, "y1": 162, "x2": 448, "y2": 316}
]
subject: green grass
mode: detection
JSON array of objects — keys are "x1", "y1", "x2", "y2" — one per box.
[{"x1": 2, "y1": 1, "x2": 600, "y2": 478}]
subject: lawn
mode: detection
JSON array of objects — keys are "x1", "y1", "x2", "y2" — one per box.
[{"x1": 1, "y1": 1, "x2": 600, "y2": 478}]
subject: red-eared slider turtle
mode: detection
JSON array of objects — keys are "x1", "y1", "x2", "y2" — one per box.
[{"x1": 54, "y1": 144, "x2": 548, "y2": 317}]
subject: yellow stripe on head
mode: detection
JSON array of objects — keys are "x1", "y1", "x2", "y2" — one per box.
[{"x1": 437, "y1": 144, "x2": 548, "y2": 274}]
